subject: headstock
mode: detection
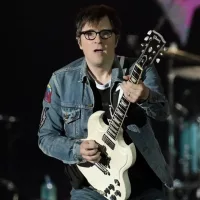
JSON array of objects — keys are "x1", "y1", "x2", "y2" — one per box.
[{"x1": 139, "y1": 30, "x2": 167, "y2": 66}]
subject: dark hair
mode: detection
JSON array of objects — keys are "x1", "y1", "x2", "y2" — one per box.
[{"x1": 75, "y1": 4, "x2": 121, "y2": 37}]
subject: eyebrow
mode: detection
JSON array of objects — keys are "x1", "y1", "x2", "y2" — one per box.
[{"x1": 82, "y1": 28, "x2": 112, "y2": 32}]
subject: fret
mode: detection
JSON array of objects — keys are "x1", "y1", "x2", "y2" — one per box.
[
  {"x1": 108, "y1": 127, "x2": 116, "y2": 135},
  {"x1": 130, "y1": 63, "x2": 143, "y2": 83},
  {"x1": 122, "y1": 97, "x2": 129, "y2": 104},
  {"x1": 131, "y1": 73, "x2": 140, "y2": 80},
  {"x1": 108, "y1": 127, "x2": 118, "y2": 141},
  {"x1": 112, "y1": 119, "x2": 120, "y2": 127},
  {"x1": 113, "y1": 116, "x2": 121, "y2": 125},
  {"x1": 118, "y1": 102, "x2": 126, "y2": 110},
  {"x1": 109, "y1": 125, "x2": 117, "y2": 134},
  {"x1": 111, "y1": 121, "x2": 119, "y2": 130},
  {"x1": 115, "y1": 114, "x2": 123, "y2": 124},
  {"x1": 118, "y1": 105, "x2": 126, "y2": 113},
  {"x1": 134, "y1": 64, "x2": 142, "y2": 73},
  {"x1": 130, "y1": 76, "x2": 137, "y2": 84},
  {"x1": 115, "y1": 108, "x2": 124, "y2": 118},
  {"x1": 114, "y1": 113, "x2": 123, "y2": 122},
  {"x1": 120, "y1": 99, "x2": 128, "y2": 108},
  {"x1": 135, "y1": 63, "x2": 143, "y2": 70},
  {"x1": 133, "y1": 69, "x2": 139, "y2": 76},
  {"x1": 107, "y1": 129, "x2": 116, "y2": 140},
  {"x1": 118, "y1": 104, "x2": 125, "y2": 112}
]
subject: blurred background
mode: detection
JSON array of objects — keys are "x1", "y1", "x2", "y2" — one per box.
[{"x1": 1, "y1": 0, "x2": 200, "y2": 199}]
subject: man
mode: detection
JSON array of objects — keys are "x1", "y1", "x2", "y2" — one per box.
[{"x1": 38, "y1": 4, "x2": 173, "y2": 200}]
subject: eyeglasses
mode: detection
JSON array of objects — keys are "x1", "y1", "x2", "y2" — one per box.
[{"x1": 80, "y1": 29, "x2": 115, "y2": 40}]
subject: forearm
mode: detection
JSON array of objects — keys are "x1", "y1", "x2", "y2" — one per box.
[
  {"x1": 138, "y1": 89, "x2": 169, "y2": 120},
  {"x1": 133, "y1": 62, "x2": 170, "y2": 120},
  {"x1": 38, "y1": 130, "x2": 84, "y2": 164}
]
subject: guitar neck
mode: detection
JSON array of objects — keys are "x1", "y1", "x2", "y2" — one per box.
[{"x1": 106, "y1": 61, "x2": 144, "y2": 141}]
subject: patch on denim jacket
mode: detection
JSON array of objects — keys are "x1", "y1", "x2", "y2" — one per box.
[
  {"x1": 39, "y1": 107, "x2": 48, "y2": 129},
  {"x1": 44, "y1": 84, "x2": 52, "y2": 103}
]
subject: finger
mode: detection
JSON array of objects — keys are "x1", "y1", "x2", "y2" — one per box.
[
  {"x1": 120, "y1": 81, "x2": 129, "y2": 91},
  {"x1": 84, "y1": 140, "x2": 99, "y2": 149},
  {"x1": 123, "y1": 75, "x2": 130, "y2": 80},
  {"x1": 83, "y1": 152, "x2": 101, "y2": 163},
  {"x1": 126, "y1": 81, "x2": 141, "y2": 90},
  {"x1": 124, "y1": 91, "x2": 138, "y2": 103},
  {"x1": 121, "y1": 84, "x2": 132, "y2": 99},
  {"x1": 82, "y1": 148, "x2": 99, "y2": 156},
  {"x1": 121, "y1": 82, "x2": 134, "y2": 94}
]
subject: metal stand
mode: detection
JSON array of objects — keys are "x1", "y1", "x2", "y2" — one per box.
[
  {"x1": 167, "y1": 57, "x2": 176, "y2": 179},
  {"x1": 167, "y1": 54, "x2": 177, "y2": 200}
]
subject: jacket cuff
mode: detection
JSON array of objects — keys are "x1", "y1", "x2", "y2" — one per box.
[
  {"x1": 73, "y1": 140, "x2": 85, "y2": 163},
  {"x1": 137, "y1": 89, "x2": 165, "y2": 108}
]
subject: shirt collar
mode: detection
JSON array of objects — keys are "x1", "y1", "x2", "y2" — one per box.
[{"x1": 79, "y1": 55, "x2": 124, "y2": 84}]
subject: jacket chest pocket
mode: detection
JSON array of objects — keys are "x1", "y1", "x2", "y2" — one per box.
[{"x1": 61, "y1": 107, "x2": 81, "y2": 138}]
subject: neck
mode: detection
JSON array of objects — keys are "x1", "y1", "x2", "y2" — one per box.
[{"x1": 86, "y1": 58, "x2": 114, "y2": 85}]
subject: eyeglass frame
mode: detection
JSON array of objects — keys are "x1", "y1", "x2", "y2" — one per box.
[{"x1": 79, "y1": 29, "x2": 117, "y2": 40}]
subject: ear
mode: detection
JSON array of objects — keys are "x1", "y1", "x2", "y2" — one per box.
[
  {"x1": 115, "y1": 35, "x2": 120, "y2": 48},
  {"x1": 76, "y1": 37, "x2": 83, "y2": 50}
]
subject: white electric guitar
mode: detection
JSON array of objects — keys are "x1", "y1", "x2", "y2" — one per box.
[{"x1": 77, "y1": 30, "x2": 166, "y2": 200}]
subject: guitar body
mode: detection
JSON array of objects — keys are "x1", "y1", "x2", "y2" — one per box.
[{"x1": 77, "y1": 110, "x2": 136, "y2": 200}]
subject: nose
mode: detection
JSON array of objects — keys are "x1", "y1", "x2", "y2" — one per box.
[{"x1": 94, "y1": 33, "x2": 102, "y2": 43}]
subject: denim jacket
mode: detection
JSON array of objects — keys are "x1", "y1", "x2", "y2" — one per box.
[{"x1": 38, "y1": 55, "x2": 173, "y2": 188}]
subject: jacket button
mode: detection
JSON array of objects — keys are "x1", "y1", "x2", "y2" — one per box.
[{"x1": 64, "y1": 113, "x2": 68, "y2": 119}]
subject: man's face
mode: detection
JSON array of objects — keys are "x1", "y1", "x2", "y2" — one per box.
[{"x1": 77, "y1": 16, "x2": 118, "y2": 67}]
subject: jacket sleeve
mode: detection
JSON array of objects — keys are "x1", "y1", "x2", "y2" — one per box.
[
  {"x1": 38, "y1": 73, "x2": 84, "y2": 164},
  {"x1": 137, "y1": 63, "x2": 170, "y2": 121}
]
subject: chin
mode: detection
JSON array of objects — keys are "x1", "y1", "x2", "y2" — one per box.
[
  {"x1": 91, "y1": 59, "x2": 104, "y2": 67},
  {"x1": 94, "y1": 62, "x2": 104, "y2": 67}
]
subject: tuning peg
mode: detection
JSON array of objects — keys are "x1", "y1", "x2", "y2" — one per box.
[
  {"x1": 147, "y1": 30, "x2": 152, "y2": 35},
  {"x1": 157, "y1": 45, "x2": 160, "y2": 48},
  {"x1": 149, "y1": 57, "x2": 152, "y2": 60},
  {"x1": 163, "y1": 47, "x2": 167, "y2": 51},
  {"x1": 160, "y1": 52, "x2": 163, "y2": 56},
  {"x1": 153, "y1": 51, "x2": 156, "y2": 54},
  {"x1": 156, "y1": 58, "x2": 160, "y2": 63},
  {"x1": 141, "y1": 43, "x2": 144, "y2": 47},
  {"x1": 144, "y1": 36, "x2": 149, "y2": 41}
]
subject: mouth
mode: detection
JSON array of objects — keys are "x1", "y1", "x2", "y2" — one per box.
[{"x1": 94, "y1": 49, "x2": 104, "y2": 53}]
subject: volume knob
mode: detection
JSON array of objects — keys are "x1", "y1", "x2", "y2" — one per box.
[
  {"x1": 115, "y1": 190, "x2": 121, "y2": 197},
  {"x1": 114, "y1": 179, "x2": 120, "y2": 186},
  {"x1": 108, "y1": 184, "x2": 115, "y2": 190},
  {"x1": 110, "y1": 195, "x2": 117, "y2": 200}
]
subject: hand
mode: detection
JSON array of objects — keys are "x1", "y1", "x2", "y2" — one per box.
[
  {"x1": 120, "y1": 75, "x2": 150, "y2": 103},
  {"x1": 80, "y1": 140, "x2": 101, "y2": 163}
]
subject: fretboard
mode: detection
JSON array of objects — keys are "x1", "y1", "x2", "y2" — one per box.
[{"x1": 105, "y1": 62, "x2": 143, "y2": 141}]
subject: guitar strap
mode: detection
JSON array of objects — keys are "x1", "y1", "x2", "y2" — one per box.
[
  {"x1": 119, "y1": 55, "x2": 125, "y2": 71},
  {"x1": 119, "y1": 55, "x2": 128, "y2": 76},
  {"x1": 111, "y1": 56, "x2": 129, "y2": 112}
]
